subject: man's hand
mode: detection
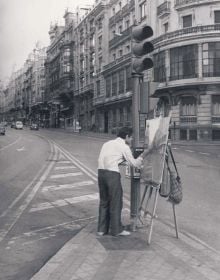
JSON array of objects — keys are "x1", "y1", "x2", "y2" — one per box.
[{"x1": 141, "y1": 145, "x2": 153, "y2": 158}]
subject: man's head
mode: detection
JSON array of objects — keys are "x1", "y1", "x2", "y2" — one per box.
[{"x1": 117, "y1": 127, "x2": 133, "y2": 145}]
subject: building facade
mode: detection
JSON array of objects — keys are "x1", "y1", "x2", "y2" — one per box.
[{"x1": 151, "y1": 0, "x2": 220, "y2": 141}]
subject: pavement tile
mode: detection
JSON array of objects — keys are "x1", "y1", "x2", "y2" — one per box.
[{"x1": 30, "y1": 216, "x2": 220, "y2": 280}]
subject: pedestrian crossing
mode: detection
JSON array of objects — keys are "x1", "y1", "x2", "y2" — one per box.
[{"x1": 29, "y1": 150, "x2": 98, "y2": 213}]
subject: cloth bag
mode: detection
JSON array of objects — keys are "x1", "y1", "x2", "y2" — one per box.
[{"x1": 167, "y1": 146, "x2": 183, "y2": 204}]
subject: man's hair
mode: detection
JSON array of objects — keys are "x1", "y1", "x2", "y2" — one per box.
[{"x1": 117, "y1": 127, "x2": 133, "y2": 139}]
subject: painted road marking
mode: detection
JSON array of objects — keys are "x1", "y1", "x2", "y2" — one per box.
[
  {"x1": 42, "y1": 180, "x2": 94, "y2": 192},
  {"x1": 29, "y1": 193, "x2": 99, "y2": 212},
  {"x1": 0, "y1": 141, "x2": 57, "y2": 242},
  {"x1": 0, "y1": 136, "x2": 21, "y2": 151},
  {"x1": 50, "y1": 172, "x2": 82, "y2": 179},
  {"x1": 199, "y1": 152, "x2": 210, "y2": 155},
  {"x1": 16, "y1": 146, "x2": 25, "y2": 151},
  {"x1": 185, "y1": 149, "x2": 194, "y2": 153},
  {"x1": 57, "y1": 160, "x2": 71, "y2": 164},
  {"x1": 54, "y1": 166, "x2": 76, "y2": 170}
]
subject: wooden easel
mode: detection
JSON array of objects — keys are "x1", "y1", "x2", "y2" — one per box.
[{"x1": 135, "y1": 145, "x2": 179, "y2": 245}]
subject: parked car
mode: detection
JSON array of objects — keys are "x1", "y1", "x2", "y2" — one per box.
[
  {"x1": 11, "y1": 121, "x2": 16, "y2": 128},
  {"x1": 30, "y1": 123, "x2": 39, "y2": 130},
  {"x1": 0, "y1": 124, "x2": 6, "y2": 135},
  {"x1": 15, "y1": 121, "x2": 23, "y2": 129}
]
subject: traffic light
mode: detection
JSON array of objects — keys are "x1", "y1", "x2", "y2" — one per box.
[{"x1": 132, "y1": 24, "x2": 154, "y2": 74}]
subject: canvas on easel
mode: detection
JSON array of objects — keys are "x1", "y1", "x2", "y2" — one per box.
[{"x1": 137, "y1": 114, "x2": 179, "y2": 244}]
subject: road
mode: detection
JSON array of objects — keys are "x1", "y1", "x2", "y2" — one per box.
[{"x1": 0, "y1": 127, "x2": 220, "y2": 279}]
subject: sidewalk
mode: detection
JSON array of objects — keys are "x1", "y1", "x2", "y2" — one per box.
[
  {"x1": 30, "y1": 209, "x2": 220, "y2": 280},
  {"x1": 44, "y1": 127, "x2": 220, "y2": 146}
]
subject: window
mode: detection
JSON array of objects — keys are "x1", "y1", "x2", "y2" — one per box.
[
  {"x1": 98, "y1": 36, "x2": 102, "y2": 50},
  {"x1": 125, "y1": 66, "x2": 132, "y2": 91},
  {"x1": 96, "y1": 80, "x2": 101, "y2": 96},
  {"x1": 164, "y1": 22, "x2": 168, "y2": 33},
  {"x1": 202, "y1": 42, "x2": 220, "y2": 77},
  {"x1": 112, "y1": 73, "x2": 117, "y2": 96},
  {"x1": 182, "y1": 15, "x2": 192, "y2": 28},
  {"x1": 97, "y1": 18, "x2": 102, "y2": 30},
  {"x1": 118, "y1": 25, "x2": 122, "y2": 33},
  {"x1": 119, "y1": 49, "x2": 123, "y2": 57},
  {"x1": 154, "y1": 51, "x2": 166, "y2": 82},
  {"x1": 180, "y1": 96, "x2": 197, "y2": 116},
  {"x1": 214, "y1": 10, "x2": 220, "y2": 23},
  {"x1": 112, "y1": 7, "x2": 115, "y2": 16},
  {"x1": 125, "y1": 20, "x2": 130, "y2": 29},
  {"x1": 113, "y1": 53, "x2": 116, "y2": 61},
  {"x1": 139, "y1": 2, "x2": 146, "y2": 20},
  {"x1": 119, "y1": 69, "x2": 124, "y2": 93},
  {"x1": 212, "y1": 95, "x2": 220, "y2": 115},
  {"x1": 106, "y1": 76, "x2": 111, "y2": 97},
  {"x1": 170, "y1": 45, "x2": 198, "y2": 80}
]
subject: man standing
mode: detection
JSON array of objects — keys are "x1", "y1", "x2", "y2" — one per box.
[{"x1": 97, "y1": 127, "x2": 151, "y2": 236}]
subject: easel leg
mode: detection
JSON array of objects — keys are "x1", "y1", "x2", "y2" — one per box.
[
  {"x1": 143, "y1": 186, "x2": 153, "y2": 218},
  {"x1": 147, "y1": 187, "x2": 159, "y2": 245},
  {"x1": 172, "y1": 203, "x2": 179, "y2": 238},
  {"x1": 133, "y1": 185, "x2": 149, "y2": 230}
]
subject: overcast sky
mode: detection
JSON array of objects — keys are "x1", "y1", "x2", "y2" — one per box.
[{"x1": 0, "y1": 0, "x2": 92, "y2": 84}]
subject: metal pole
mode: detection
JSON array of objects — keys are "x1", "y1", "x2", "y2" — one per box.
[{"x1": 130, "y1": 73, "x2": 141, "y2": 227}]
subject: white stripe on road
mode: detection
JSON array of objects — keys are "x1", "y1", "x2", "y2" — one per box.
[
  {"x1": 29, "y1": 193, "x2": 99, "y2": 212},
  {"x1": 0, "y1": 136, "x2": 21, "y2": 151},
  {"x1": 42, "y1": 180, "x2": 94, "y2": 192},
  {"x1": 54, "y1": 166, "x2": 76, "y2": 170},
  {"x1": 199, "y1": 152, "x2": 210, "y2": 155},
  {"x1": 185, "y1": 150, "x2": 194, "y2": 153},
  {"x1": 50, "y1": 172, "x2": 82, "y2": 179},
  {"x1": 57, "y1": 160, "x2": 71, "y2": 164}
]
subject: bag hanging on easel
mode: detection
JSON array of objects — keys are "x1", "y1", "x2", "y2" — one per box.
[{"x1": 167, "y1": 146, "x2": 183, "y2": 204}]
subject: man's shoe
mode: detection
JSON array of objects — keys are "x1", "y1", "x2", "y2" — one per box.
[
  {"x1": 97, "y1": 232, "x2": 105, "y2": 236},
  {"x1": 118, "y1": 230, "x2": 131, "y2": 236}
]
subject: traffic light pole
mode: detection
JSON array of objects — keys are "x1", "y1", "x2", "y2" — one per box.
[{"x1": 130, "y1": 73, "x2": 141, "y2": 226}]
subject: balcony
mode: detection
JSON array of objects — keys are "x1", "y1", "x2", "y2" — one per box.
[
  {"x1": 180, "y1": 116, "x2": 197, "y2": 123},
  {"x1": 103, "y1": 52, "x2": 131, "y2": 72},
  {"x1": 212, "y1": 116, "x2": 220, "y2": 123},
  {"x1": 175, "y1": 0, "x2": 219, "y2": 9},
  {"x1": 153, "y1": 24, "x2": 220, "y2": 47},
  {"x1": 157, "y1": 1, "x2": 171, "y2": 18},
  {"x1": 109, "y1": 26, "x2": 132, "y2": 49}
]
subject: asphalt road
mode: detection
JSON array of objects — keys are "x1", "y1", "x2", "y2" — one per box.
[{"x1": 0, "y1": 127, "x2": 220, "y2": 279}]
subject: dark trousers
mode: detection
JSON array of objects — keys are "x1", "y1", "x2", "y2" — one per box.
[{"x1": 97, "y1": 169, "x2": 123, "y2": 236}]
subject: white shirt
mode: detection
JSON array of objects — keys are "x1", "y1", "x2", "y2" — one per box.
[{"x1": 98, "y1": 137, "x2": 143, "y2": 172}]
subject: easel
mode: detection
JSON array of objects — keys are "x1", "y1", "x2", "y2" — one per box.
[{"x1": 135, "y1": 144, "x2": 179, "y2": 245}]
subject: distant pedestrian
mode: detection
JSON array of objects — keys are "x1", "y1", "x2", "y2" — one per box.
[{"x1": 97, "y1": 127, "x2": 152, "y2": 236}]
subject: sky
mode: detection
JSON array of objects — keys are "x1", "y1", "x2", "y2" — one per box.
[{"x1": 0, "y1": 0, "x2": 93, "y2": 84}]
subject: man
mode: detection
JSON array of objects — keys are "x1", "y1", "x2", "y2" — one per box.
[{"x1": 97, "y1": 127, "x2": 152, "y2": 237}]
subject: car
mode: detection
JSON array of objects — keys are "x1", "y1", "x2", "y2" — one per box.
[
  {"x1": 15, "y1": 121, "x2": 23, "y2": 129},
  {"x1": 11, "y1": 121, "x2": 16, "y2": 128},
  {"x1": 30, "y1": 123, "x2": 39, "y2": 130},
  {"x1": 0, "y1": 124, "x2": 6, "y2": 135}
]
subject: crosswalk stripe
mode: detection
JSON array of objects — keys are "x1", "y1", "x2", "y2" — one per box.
[
  {"x1": 54, "y1": 166, "x2": 76, "y2": 170},
  {"x1": 50, "y1": 172, "x2": 82, "y2": 179},
  {"x1": 57, "y1": 160, "x2": 71, "y2": 164},
  {"x1": 42, "y1": 180, "x2": 95, "y2": 192},
  {"x1": 29, "y1": 193, "x2": 99, "y2": 212}
]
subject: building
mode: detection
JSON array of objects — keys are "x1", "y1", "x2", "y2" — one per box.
[{"x1": 151, "y1": 0, "x2": 220, "y2": 141}]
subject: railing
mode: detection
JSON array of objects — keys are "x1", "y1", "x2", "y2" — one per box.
[
  {"x1": 103, "y1": 52, "x2": 131, "y2": 71},
  {"x1": 157, "y1": 1, "x2": 171, "y2": 17},
  {"x1": 212, "y1": 116, "x2": 220, "y2": 123},
  {"x1": 109, "y1": 26, "x2": 132, "y2": 48},
  {"x1": 175, "y1": 0, "x2": 217, "y2": 8},
  {"x1": 180, "y1": 116, "x2": 197, "y2": 123},
  {"x1": 153, "y1": 24, "x2": 220, "y2": 45}
]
